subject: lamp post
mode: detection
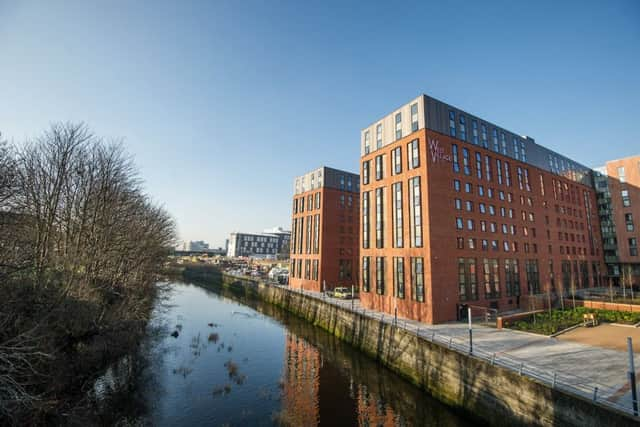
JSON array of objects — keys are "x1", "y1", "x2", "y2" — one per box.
[
  {"x1": 629, "y1": 337, "x2": 638, "y2": 416},
  {"x1": 468, "y1": 306, "x2": 473, "y2": 355}
]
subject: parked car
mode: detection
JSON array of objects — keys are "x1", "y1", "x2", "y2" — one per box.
[{"x1": 333, "y1": 287, "x2": 353, "y2": 299}]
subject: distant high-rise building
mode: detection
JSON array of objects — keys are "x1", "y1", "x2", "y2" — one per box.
[{"x1": 290, "y1": 166, "x2": 359, "y2": 292}]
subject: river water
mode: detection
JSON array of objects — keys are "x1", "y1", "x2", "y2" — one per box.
[{"x1": 98, "y1": 281, "x2": 476, "y2": 426}]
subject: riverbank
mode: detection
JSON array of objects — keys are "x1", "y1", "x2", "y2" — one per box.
[{"x1": 182, "y1": 266, "x2": 637, "y2": 427}]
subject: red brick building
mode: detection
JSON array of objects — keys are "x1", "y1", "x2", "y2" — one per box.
[
  {"x1": 359, "y1": 95, "x2": 605, "y2": 324},
  {"x1": 595, "y1": 156, "x2": 640, "y2": 286},
  {"x1": 290, "y1": 167, "x2": 359, "y2": 292}
]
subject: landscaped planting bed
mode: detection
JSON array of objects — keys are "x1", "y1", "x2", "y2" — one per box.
[{"x1": 506, "y1": 307, "x2": 640, "y2": 335}]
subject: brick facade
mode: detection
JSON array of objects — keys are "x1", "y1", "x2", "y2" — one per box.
[
  {"x1": 290, "y1": 167, "x2": 359, "y2": 292},
  {"x1": 360, "y1": 128, "x2": 605, "y2": 324}
]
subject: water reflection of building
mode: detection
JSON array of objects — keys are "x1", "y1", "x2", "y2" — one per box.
[
  {"x1": 280, "y1": 333, "x2": 359, "y2": 426},
  {"x1": 356, "y1": 384, "x2": 398, "y2": 427},
  {"x1": 280, "y1": 334, "x2": 320, "y2": 426}
]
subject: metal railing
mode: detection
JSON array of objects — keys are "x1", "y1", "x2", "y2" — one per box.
[{"x1": 262, "y1": 279, "x2": 637, "y2": 417}]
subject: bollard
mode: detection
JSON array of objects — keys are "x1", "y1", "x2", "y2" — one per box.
[
  {"x1": 417, "y1": 327, "x2": 420, "y2": 337},
  {"x1": 491, "y1": 353, "x2": 495, "y2": 366},
  {"x1": 519, "y1": 363, "x2": 524, "y2": 375},
  {"x1": 432, "y1": 331, "x2": 436, "y2": 341},
  {"x1": 448, "y1": 337, "x2": 453, "y2": 349},
  {"x1": 593, "y1": 387, "x2": 598, "y2": 402},
  {"x1": 552, "y1": 372, "x2": 557, "y2": 388}
]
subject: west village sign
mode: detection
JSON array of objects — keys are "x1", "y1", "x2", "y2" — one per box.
[{"x1": 429, "y1": 138, "x2": 452, "y2": 163}]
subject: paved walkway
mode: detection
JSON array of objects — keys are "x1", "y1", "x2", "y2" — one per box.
[{"x1": 275, "y1": 283, "x2": 640, "y2": 415}]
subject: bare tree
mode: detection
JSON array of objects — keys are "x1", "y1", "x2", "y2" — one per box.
[{"x1": 0, "y1": 123, "x2": 175, "y2": 423}]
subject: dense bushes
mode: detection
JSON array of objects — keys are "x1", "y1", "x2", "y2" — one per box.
[
  {"x1": 0, "y1": 124, "x2": 175, "y2": 424},
  {"x1": 507, "y1": 307, "x2": 640, "y2": 335}
]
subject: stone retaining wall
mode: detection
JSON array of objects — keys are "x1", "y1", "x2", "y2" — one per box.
[{"x1": 219, "y1": 273, "x2": 637, "y2": 427}]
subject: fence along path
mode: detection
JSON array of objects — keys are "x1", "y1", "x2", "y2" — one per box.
[{"x1": 262, "y1": 279, "x2": 639, "y2": 416}]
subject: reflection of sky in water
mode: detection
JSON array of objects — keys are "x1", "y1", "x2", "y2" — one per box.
[
  {"x1": 140, "y1": 282, "x2": 472, "y2": 427},
  {"x1": 147, "y1": 283, "x2": 285, "y2": 426}
]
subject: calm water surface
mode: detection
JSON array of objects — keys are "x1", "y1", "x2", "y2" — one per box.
[{"x1": 115, "y1": 281, "x2": 475, "y2": 426}]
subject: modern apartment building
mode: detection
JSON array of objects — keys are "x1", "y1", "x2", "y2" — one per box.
[
  {"x1": 227, "y1": 228, "x2": 291, "y2": 259},
  {"x1": 359, "y1": 94, "x2": 605, "y2": 323},
  {"x1": 290, "y1": 166, "x2": 359, "y2": 292},
  {"x1": 594, "y1": 156, "x2": 640, "y2": 285}
]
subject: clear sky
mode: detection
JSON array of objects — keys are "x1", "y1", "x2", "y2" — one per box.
[{"x1": 1, "y1": 1, "x2": 638, "y2": 247}]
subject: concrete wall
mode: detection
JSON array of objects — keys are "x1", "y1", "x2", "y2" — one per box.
[{"x1": 219, "y1": 273, "x2": 637, "y2": 427}]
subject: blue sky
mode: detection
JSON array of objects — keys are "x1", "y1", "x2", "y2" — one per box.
[{"x1": 1, "y1": 1, "x2": 638, "y2": 247}]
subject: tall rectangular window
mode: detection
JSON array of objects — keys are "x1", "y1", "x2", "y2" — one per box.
[
  {"x1": 375, "y1": 155, "x2": 383, "y2": 180},
  {"x1": 618, "y1": 166, "x2": 626, "y2": 183},
  {"x1": 313, "y1": 214, "x2": 320, "y2": 254},
  {"x1": 452, "y1": 144, "x2": 460, "y2": 173},
  {"x1": 505, "y1": 259, "x2": 520, "y2": 297},
  {"x1": 376, "y1": 257, "x2": 385, "y2": 295},
  {"x1": 362, "y1": 191, "x2": 370, "y2": 248},
  {"x1": 622, "y1": 189, "x2": 631, "y2": 207},
  {"x1": 395, "y1": 112, "x2": 402, "y2": 140},
  {"x1": 393, "y1": 182, "x2": 403, "y2": 248},
  {"x1": 462, "y1": 147, "x2": 471, "y2": 175},
  {"x1": 411, "y1": 257, "x2": 424, "y2": 302},
  {"x1": 306, "y1": 215, "x2": 312, "y2": 254},
  {"x1": 376, "y1": 123, "x2": 383, "y2": 149},
  {"x1": 449, "y1": 110, "x2": 456, "y2": 137},
  {"x1": 376, "y1": 188, "x2": 384, "y2": 248},
  {"x1": 492, "y1": 128, "x2": 499, "y2": 152},
  {"x1": 315, "y1": 192, "x2": 321, "y2": 209},
  {"x1": 459, "y1": 115, "x2": 466, "y2": 141},
  {"x1": 472, "y1": 120, "x2": 479, "y2": 145},
  {"x1": 339, "y1": 259, "x2": 352, "y2": 280},
  {"x1": 408, "y1": 139, "x2": 420, "y2": 169},
  {"x1": 524, "y1": 169, "x2": 531, "y2": 191},
  {"x1": 297, "y1": 217, "x2": 304, "y2": 254},
  {"x1": 362, "y1": 160, "x2": 370, "y2": 185},
  {"x1": 392, "y1": 147, "x2": 402, "y2": 175},
  {"x1": 410, "y1": 103, "x2": 419, "y2": 131},
  {"x1": 513, "y1": 138, "x2": 520, "y2": 160},
  {"x1": 485, "y1": 155, "x2": 492, "y2": 181},
  {"x1": 496, "y1": 159, "x2": 503, "y2": 184},
  {"x1": 364, "y1": 130, "x2": 370, "y2": 154},
  {"x1": 409, "y1": 177, "x2": 422, "y2": 247},
  {"x1": 580, "y1": 261, "x2": 589, "y2": 288},
  {"x1": 526, "y1": 260, "x2": 540, "y2": 294},
  {"x1": 458, "y1": 258, "x2": 478, "y2": 301},
  {"x1": 517, "y1": 166, "x2": 524, "y2": 190},
  {"x1": 481, "y1": 123, "x2": 488, "y2": 148},
  {"x1": 394, "y1": 257, "x2": 405, "y2": 299},
  {"x1": 625, "y1": 213, "x2": 634, "y2": 231},
  {"x1": 312, "y1": 260, "x2": 318, "y2": 280},
  {"x1": 483, "y1": 258, "x2": 500, "y2": 299},
  {"x1": 362, "y1": 256, "x2": 370, "y2": 292},
  {"x1": 520, "y1": 140, "x2": 526, "y2": 162},
  {"x1": 500, "y1": 132, "x2": 507, "y2": 154},
  {"x1": 504, "y1": 162, "x2": 512, "y2": 187},
  {"x1": 475, "y1": 152, "x2": 482, "y2": 179}
]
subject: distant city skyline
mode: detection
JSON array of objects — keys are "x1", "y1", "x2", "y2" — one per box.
[{"x1": 1, "y1": 1, "x2": 638, "y2": 247}]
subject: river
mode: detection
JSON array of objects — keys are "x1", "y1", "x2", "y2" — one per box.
[{"x1": 95, "y1": 280, "x2": 477, "y2": 426}]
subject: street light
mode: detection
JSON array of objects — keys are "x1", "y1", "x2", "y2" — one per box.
[{"x1": 468, "y1": 306, "x2": 473, "y2": 355}]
